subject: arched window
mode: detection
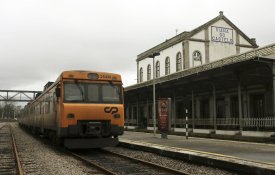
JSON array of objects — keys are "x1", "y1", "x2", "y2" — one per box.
[
  {"x1": 176, "y1": 52, "x2": 182, "y2": 71},
  {"x1": 156, "y1": 61, "x2": 160, "y2": 78},
  {"x1": 165, "y1": 57, "x2": 170, "y2": 75},
  {"x1": 140, "y1": 67, "x2": 143, "y2": 82},
  {"x1": 147, "y1": 64, "x2": 151, "y2": 81},
  {"x1": 193, "y1": 50, "x2": 202, "y2": 66}
]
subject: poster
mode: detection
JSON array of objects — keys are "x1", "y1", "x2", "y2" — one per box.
[{"x1": 157, "y1": 98, "x2": 170, "y2": 132}]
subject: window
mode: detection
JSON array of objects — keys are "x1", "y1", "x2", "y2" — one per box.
[
  {"x1": 230, "y1": 96, "x2": 239, "y2": 118},
  {"x1": 200, "y1": 99, "x2": 209, "y2": 118},
  {"x1": 147, "y1": 64, "x2": 151, "y2": 80},
  {"x1": 140, "y1": 67, "x2": 143, "y2": 82},
  {"x1": 45, "y1": 96, "x2": 50, "y2": 114},
  {"x1": 193, "y1": 50, "x2": 202, "y2": 66},
  {"x1": 176, "y1": 101, "x2": 185, "y2": 119},
  {"x1": 156, "y1": 61, "x2": 160, "y2": 78},
  {"x1": 165, "y1": 57, "x2": 170, "y2": 75},
  {"x1": 64, "y1": 83, "x2": 84, "y2": 102},
  {"x1": 64, "y1": 82, "x2": 122, "y2": 104},
  {"x1": 102, "y1": 84, "x2": 120, "y2": 103},
  {"x1": 87, "y1": 84, "x2": 99, "y2": 101},
  {"x1": 251, "y1": 94, "x2": 264, "y2": 118},
  {"x1": 148, "y1": 104, "x2": 152, "y2": 119},
  {"x1": 176, "y1": 52, "x2": 182, "y2": 71},
  {"x1": 133, "y1": 106, "x2": 137, "y2": 120},
  {"x1": 216, "y1": 98, "x2": 225, "y2": 118}
]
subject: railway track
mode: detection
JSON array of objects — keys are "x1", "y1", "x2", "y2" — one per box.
[
  {"x1": 0, "y1": 124, "x2": 23, "y2": 175},
  {"x1": 70, "y1": 149, "x2": 192, "y2": 175}
]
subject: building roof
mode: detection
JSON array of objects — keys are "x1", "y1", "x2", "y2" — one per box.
[
  {"x1": 126, "y1": 43, "x2": 275, "y2": 92},
  {"x1": 137, "y1": 11, "x2": 258, "y2": 62}
]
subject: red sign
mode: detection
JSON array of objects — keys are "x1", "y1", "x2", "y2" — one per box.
[{"x1": 158, "y1": 98, "x2": 170, "y2": 132}]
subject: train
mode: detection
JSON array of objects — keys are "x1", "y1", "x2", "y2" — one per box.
[{"x1": 18, "y1": 70, "x2": 124, "y2": 149}]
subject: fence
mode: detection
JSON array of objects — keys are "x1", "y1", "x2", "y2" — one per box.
[
  {"x1": 125, "y1": 116, "x2": 275, "y2": 130},
  {"x1": 243, "y1": 117, "x2": 275, "y2": 128},
  {"x1": 216, "y1": 118, "x2": 239, "y2": 126}
]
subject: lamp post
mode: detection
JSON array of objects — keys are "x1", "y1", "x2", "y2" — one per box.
[{"x1": 148, "y1": 52, "x2": 160, "y2": 136}]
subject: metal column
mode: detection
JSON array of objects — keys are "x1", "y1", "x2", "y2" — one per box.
[
  {"x1": 238, "y1": 80, "x2": 243, "y2": 131},
  {"x1": 136, "y1": 94, "x2": 139, "y2": 127},
  {"x1": 173, "y1": 93, "x2": 176, "y2": 131},
  {"x1": 192, "y1": 90, "x2": 195, "y2": 130},
  {"x1": 272, "y1": 62, "x2": 275, "y2": 118},
  {"x1": 212, "y1": 84, "x2": 217, "y2": 131}
]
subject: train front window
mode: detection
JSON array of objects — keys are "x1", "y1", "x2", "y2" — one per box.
[
  {"x1": 102, "y1": 84, "x2": 120, "y2": 103},
  {"x1": 87, "y1": 84, "x2": 100, "y2": 102},
  {"x1": 64, "y1": 82, "x2": 122, "y2": 104},
  {"x1": 64, "y1": 83, "x2": 84, "y2": 102}
]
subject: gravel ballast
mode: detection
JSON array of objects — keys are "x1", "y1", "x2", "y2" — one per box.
[
  {"x1": 12, "y1": 123, "x2": 102, "y2": 175},
  {"x1": 104, "y1": 146, "x2": 239, "y2": 175}
]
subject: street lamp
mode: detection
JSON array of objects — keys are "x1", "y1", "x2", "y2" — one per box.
[{"x1": 148, "y1": 52, "x2": 160, "y2": 136}]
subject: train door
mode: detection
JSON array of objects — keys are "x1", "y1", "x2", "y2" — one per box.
[
  {"x1": 55, "y1": 84, "x2": 62, "y2": 136},
  {"x1": 41, "y1": 99, "x2": 45, "y2": 133}
]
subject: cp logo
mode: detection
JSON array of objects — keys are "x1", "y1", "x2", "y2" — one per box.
[{"x1": 104, "y1": 107, "x2": 118, "y2": 114}]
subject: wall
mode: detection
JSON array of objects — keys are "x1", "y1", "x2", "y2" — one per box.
[
  {"x1": 208, "y1": 19, "x2": 237, "y2": 62},
  {"x1": 137, "y1": 19, "x2": 255, "y2": 83},
  {"x1": 189, "y1": 41, "x2": 206, "y2": 67},
  {"x1": 138, "y1": 42, "x2": 183, "y2": 82}
]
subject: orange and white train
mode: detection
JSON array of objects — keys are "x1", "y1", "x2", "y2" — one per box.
[{"x1": 19, "y1": 70, "x2": 124, "y2": 149}]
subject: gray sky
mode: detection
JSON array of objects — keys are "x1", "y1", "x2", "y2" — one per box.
[{"x1": 0, "y1": 0, "x2": 274, "y2": 91}]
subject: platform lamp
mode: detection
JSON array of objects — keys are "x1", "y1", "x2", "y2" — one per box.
[{"x1": 148, "y1": 52, "x2": 160, "y2": 136}]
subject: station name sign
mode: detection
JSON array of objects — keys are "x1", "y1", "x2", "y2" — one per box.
[{"x1": 211, "y1": 26, "x2": 233, "y2": 44}]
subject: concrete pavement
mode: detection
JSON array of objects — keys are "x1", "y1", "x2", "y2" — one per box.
[{"x1": 119, "y1": 131, "x2": 275, "y2": 175}]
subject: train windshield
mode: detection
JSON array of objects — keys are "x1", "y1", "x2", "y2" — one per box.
[{"x1": 64, "y1": 82, "x2": 122, "y2": 104}]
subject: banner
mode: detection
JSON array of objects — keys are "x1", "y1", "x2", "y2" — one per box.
[{"x1": 157, "y1": 98, "x2": 171, "y2": 132}]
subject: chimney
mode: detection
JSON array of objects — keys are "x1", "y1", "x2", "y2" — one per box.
[
  {"x1": 219, "y1": 11, "x2": 224, "y2": 16},
  {"x1": 250, "y1": 38, "x2": 257, "y2": 45}
]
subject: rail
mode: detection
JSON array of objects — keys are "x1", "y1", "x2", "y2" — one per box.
[
  {"x1": 68, "y1": 149, "x2": 191, "y2": 175},
  {"x1": 10, "y1": 125, "x2": 24, "y2": 175},
  {"x1": 102, "y1": 149, "x2": 191, "y2": 175},
  {"x1": 69, "y1": 152, "x2": 116, "y2": 175},
  {"x1": 0, "y1": 124, "x2": 23, "y2": 175}
]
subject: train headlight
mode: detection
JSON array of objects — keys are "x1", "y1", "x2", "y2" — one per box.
[
  {"x1": 67, "y1": 113, "x2": 75, "y2": 118},
  {"x1": 114, "y1": 114, "x2": 120, "y2": 118}
]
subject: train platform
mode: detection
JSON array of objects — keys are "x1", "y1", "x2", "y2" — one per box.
[{"x1": 119, "y1": 131, "x2": 275, "y2": 175}]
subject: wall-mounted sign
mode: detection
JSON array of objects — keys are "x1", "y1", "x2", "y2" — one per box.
[
  {"x1": 157, "y1": 98, "x2": 171, "y2": 132},
  {"x1": 211, "y1": 26, "x2": 233, "y2": 44}
]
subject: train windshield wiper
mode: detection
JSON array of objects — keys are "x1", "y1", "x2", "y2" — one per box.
[{"x1": 74, "y1": 80, "x2": 84, "y2": 101}]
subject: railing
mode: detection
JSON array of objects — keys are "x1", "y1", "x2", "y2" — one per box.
[
  {"x1": 194, "y1": 118, "x2": 214, "y2": 126},
  {"x1": 216, "y1": 118, "x2": 239, "y2": 126},
  {"x1": 243, "y1": 117, "x2": 275, "y2": 128},
  {"x1": 124, "y1": 119, "x2": 137, "y2": 126},
  {"x1": 125, "y1": 117, "x2": 275, "y2": 129},
  {"x1": 0, "y1": 90, "x2": 42, "y2": 102}
]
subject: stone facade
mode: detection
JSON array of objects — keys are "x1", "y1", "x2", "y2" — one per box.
[
  {"x1": 125, "y1": 12, "x2": 275, "y2": 138},
  {"x1": 137, "y1": 12, "x2": 257, "y2": 83}
]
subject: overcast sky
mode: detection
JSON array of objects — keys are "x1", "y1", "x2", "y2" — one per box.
[{"x1": 0, "y1": 0, "x2": 274, "y2": 91}]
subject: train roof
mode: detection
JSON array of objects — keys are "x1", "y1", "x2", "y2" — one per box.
[
  {"x1": 24, "y1": 70, "x2": 122, "y2": 107},
  {"x1": 56, "y1": 70, "x2": 122, "y2": 82}
]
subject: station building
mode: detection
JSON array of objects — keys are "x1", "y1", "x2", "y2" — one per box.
[{"x1": 124, "y1": 12, "x2": 275, "y2": 138}]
